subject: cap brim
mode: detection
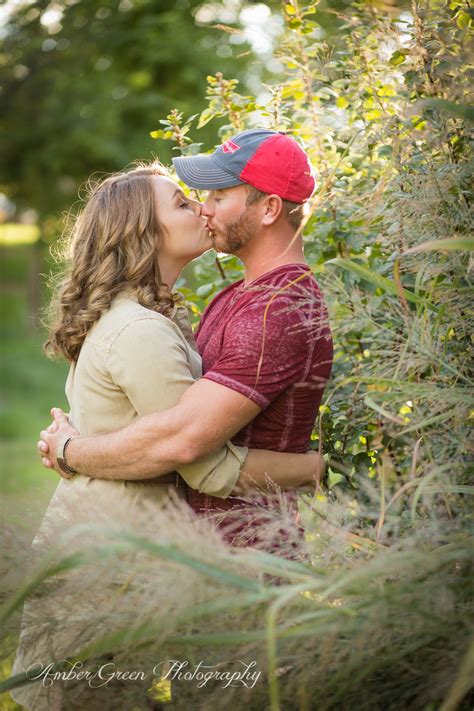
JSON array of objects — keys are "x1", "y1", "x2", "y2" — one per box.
[{"x1": 172, "y1": 154, "x2": 244, "y2": 190}]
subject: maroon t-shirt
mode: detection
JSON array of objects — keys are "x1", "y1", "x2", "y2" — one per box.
[{"x1": 186, "y1": 263, "x2": 333, "y2": 546}]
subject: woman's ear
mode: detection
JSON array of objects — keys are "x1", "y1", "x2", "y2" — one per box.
[{"x1": 261, "y1": 195, "x2": 284, "y2": 226}]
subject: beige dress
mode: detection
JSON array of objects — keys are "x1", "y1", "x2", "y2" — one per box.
[{"x1": 11, "y1": 291, "x2": 248, "y2": 709}]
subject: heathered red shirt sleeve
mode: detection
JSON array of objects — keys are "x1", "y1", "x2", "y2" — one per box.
[{"x1": 201, "y1": 295, "x2": 312, "y2": 408}]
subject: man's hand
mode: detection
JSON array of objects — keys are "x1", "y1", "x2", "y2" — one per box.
[{"x1": 37, "y1": 408, "x2": 80, "y2": 478}]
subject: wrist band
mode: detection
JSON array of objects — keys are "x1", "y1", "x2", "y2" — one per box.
[{"x1": 57, "y1": 436, "x2": 78, "y2": 476}]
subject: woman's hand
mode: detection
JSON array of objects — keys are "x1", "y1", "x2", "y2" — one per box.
[
  {"x1": 299, "y1": 450, "x2": 326, "y2": 493},
  {"x1": 37, "y1": 408, "x2": 79, "y2": 476},
  {"x1": 233, "y1": 447, "x2": 326, "y2": 495}
]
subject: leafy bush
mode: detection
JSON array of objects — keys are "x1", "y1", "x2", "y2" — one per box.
[{"x1": 163, "y1": 1, "x2": 473, "y2": 529}]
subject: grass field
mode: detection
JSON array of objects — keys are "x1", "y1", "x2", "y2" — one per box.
[
  {"x1": 0, "y1": 239, "x2": 71, "y2": 709},
  {"x1": 0, "y1": 242, "x2": 69, "y2": 533}
]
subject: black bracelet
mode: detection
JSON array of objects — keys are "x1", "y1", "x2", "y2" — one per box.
[{"x1": 57, "y1": 436, "x2": 78, "y2": 476}]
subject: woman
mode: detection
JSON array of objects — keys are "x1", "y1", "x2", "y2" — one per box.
[{"x1": 11, "y1": 163, "x2": 322, "y2": 709}]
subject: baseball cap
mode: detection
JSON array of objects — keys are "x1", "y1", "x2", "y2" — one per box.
[{"x1": 172, "y1": 128, "x2": 315, "y2": 204}]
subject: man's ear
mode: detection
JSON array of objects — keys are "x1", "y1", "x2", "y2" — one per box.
[{"x1": 261, "y1": 195, "x2": 283, "y2": 226}]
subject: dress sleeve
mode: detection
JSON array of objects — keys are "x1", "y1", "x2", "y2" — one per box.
[{"x1": 106, "y1": 315, "x2": 247, "y2": 498}]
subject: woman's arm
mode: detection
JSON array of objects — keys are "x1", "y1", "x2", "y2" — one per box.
[{"x1": 233, "y1": 449, "x2": 324, "y2": 495}]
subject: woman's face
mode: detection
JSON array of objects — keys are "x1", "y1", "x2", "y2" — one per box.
[{"x1": 153, "y1": 176, "x2": 211, "y2": 265}]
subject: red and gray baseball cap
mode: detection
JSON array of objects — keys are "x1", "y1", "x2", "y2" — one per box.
[{"x1": 172, "y1": 128, "x2": 315, "y2": 204}]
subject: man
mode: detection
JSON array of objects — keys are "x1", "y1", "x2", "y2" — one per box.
[{"x1": 38, "y1": 128, "x2": 333, "y2": 548}]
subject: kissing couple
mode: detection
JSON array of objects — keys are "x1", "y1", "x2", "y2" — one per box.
[
  {"x1": 38, "y1": 127, "x2": 334, "y2": 541},
  {"x1": 13, "y1": 127, "x2": 333, "y2": 710}
]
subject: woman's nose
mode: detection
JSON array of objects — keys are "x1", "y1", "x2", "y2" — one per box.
[{"x1": 190, "y1": 198, "x2": 202, "y2": 216}]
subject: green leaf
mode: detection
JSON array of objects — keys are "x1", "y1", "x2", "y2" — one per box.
[
  {"x1": 422, "y1": 485, "x2": 474, "y2": 495},
  {"x1": 420, "y1": 99, "x2": 474, "y2": 124},
  {"x1": 0, "y1": 664, "x2": 66, "y2": 694},
  {"x1": 336, "y1": 97, "x2": 349, "y2": 109},
  {"x1": 325, "y1": 258, "x2": 439, "y2": 312},
  {"x1": 390, "y1": 50, "x2": 406, "y2": 66},
  {"x1": 328, "y1": 469, "x2": 345, "y2": 488},
  {"x1": 402, "y1": 237, "x2": 474, "y2": 256},
  {"x1": 456, "y1": 10, "x2": 471, "y2": 28},
  {"x1": 197, "y1": 108, "x2": 219, "y2": 129},
  {"x1": 196, "y1": 283, "x2": 215, "y2": 298},
  {"x1": 364, "y1": 396, "x2": 405, "y2": 424},
  {"x1": 365, "y1": 109, "x2": 382, "y2": 121},
  {"x1": 111, "y1": 533, "x2": 263, "y2": 591},
  {"x1": 0, "y1": 551, "x2": 97, "y2": 627},
  {"x1": 180, "y1": 142, "x2": 204, "y2": 156}
]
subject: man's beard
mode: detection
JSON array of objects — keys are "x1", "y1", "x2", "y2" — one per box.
[{"x1": 211, "y1": 207, "x2": 257, "y2": 254}]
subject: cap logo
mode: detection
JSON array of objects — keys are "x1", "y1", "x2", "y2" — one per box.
[{"x1": 222, "y1": 140, "x2": 241, "y2": 154}]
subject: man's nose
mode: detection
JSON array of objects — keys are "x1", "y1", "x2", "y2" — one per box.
[{"x1": 201, "y1": 199, "x2": 213, "y2": 218}]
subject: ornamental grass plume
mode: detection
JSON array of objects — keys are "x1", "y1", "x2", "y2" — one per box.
[{"x1": 1, "y1": 485, "x2": 472, "y2": 711}]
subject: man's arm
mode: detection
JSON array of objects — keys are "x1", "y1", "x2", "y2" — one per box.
[{"x1": 41, "y1": 379, "x2": 261, "y2": 479}]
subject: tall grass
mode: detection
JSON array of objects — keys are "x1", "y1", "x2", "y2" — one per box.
[{"x1": 0, "y1": 494, "x2": 472, "y2": 710}]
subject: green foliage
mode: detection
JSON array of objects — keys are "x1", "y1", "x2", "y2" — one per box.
[
  {"x1": 164, "y1": 1, "x2": 473, "y2": 536},
  {"x1": 0, "y1": 245, "x2": 68, "y2": 495},
  {"x1": 0, "y1": 0, "x2": 257, "y2": 217}
]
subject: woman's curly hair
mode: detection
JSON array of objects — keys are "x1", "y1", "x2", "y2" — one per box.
[{"x1": 45, "y1": 163, "x2": 181, "y2": 362}]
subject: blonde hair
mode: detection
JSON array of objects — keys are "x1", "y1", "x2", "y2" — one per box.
[{"x1": 45, "y1": 163, "x2": 181, "y2": 362}]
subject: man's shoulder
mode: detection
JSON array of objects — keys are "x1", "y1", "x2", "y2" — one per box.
[
  {"x1": 255, "y1": 263, "x2": 318, "y2": 291},
  {"x1": 238, "y1": 265, "x2": 323, "y2": 311},
  {"x1": 230, "y1": 265, "x2": 330, "y2": 340},
  {"x1": 197, "y1": 265, "x2": 328, "y2": 337}
]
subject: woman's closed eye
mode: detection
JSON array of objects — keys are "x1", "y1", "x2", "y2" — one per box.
[{"x1": 186, "y1": 198, "x2": 203, "y2": 215}]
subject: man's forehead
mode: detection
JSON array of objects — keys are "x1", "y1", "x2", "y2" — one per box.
[{"x1": 209, "y1": 185, "x2": 246, "y2": 197}]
